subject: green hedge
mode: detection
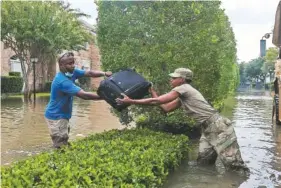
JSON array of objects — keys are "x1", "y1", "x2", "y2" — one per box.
[
  {"x1": 97, "y1": 1, "x2": 239, "y2": 127},
  {"x1": 135, "y1": 109, "x2": 200, "y2": 139},
  {"x1": 115, "y1": 106, "x2": 200, "y2": 139},
  {"x1": 8, "y1": 71, "x2": 21, "y2": 77},
  {"x1": 1, "y1": 76, "x2": 23, "y2": 93},
  {"x1": 1, "y1": 128, "x2": 189, "y2": 187},
  {"x1": 44, "y1": 81, "x2": 52, "y2": 92}
]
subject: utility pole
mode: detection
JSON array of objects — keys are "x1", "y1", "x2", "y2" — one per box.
[{"x1": 31, "y1": 57, "x2": 38, "y2": 103}]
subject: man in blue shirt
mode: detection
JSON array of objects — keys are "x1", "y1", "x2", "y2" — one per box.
[{"x1": 45, "y1": 51, "x2": 112, "y2": 148}]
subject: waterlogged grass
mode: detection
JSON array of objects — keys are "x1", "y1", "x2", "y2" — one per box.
[
  {"x1": 1, "y1": 92, "x2": 50, "y2": 99},
  {"x1": 10, "y1": 92, "x2": 50, "y2": 98},
  {"x1": 220, "y1": 94, "x2": 237, "y2": 119},
  {"x1": 1, "y1": 128, "x2": 189, "y2": 187}
]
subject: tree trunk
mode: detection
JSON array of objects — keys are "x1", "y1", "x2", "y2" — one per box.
[
  {"x1": 48, "y1": 55, "x2": 57, "y2": 81},
  {"x1": 40, "y1": 55, "x2": 49, "y2": 91},
  {"x1": 22, "y1": 63, "x2": 32, "y2": 99},
  {"x1": 19, "y1": 57, "x2": 30, "y2": 99},
  {"x1": 40, "y1": 53, "x2": 56, "y2": 91}
]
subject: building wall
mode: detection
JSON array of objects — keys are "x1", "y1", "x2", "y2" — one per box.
[
  {"x1": 75, "y1": 43, "x2": 103, "y2": 90},
  {"x1": 89, "y1": 44, "x2": 102, "y2": 90},
  {"x1": 1, "y1": 42, "x2": 16, "y2": 76}
]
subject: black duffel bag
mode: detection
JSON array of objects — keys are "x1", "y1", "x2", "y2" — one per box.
[{"x1": 97, "y1": 69, "x2": 151, "y2": 111}]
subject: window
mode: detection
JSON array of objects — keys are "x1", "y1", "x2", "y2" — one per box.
[{"x1": 10, "y1": 59, "x2": 22, "y2": 76}]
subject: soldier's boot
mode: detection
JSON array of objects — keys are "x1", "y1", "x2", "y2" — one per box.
[{"x1": 219, "y1": 140, "x2": 250, "y2": 177}]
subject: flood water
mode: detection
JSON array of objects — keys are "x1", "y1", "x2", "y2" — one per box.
[
  {"x1": 1, "y1": 97, "x2": 122, "y2": 165},
  {"x1": 164, "y1": 91, "x2": 281, "y2": 188},
  {"x1": 1, "y1": 91, "x2": 281, "y2": 188}
]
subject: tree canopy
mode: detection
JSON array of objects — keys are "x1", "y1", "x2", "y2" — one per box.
[
  {"x1": 96, "y1": 1, "x2": 239, "y2": 125},
  {"x1": 240, "y1": 47, "x2": 278, "y2": 85},
  {"x1": 263, "y1": 47, "x2": 278, "y2": 75},
  {"x1": 245, "y1": 58, "x2": 265, "y2": 82},
  {"x1": 1, "y1": 1, "x2": 93, "y2": 95}
]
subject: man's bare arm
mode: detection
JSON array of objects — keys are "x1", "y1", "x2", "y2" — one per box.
[
  {"x1": 149, "y1": 88, "x2": 180, "y2": 112},
  {"x1": 84, "y1": 70, "x2": 112, "y2": 78},
  {"x1": 76, "y1": 90, "x2": 102, "y2": 100},
  {"x1": 160, "y1": 99, "x2": 181, "y2": 113},
  {"x1": 117, "y1": 91, "x2": 180, "y2": 106}
]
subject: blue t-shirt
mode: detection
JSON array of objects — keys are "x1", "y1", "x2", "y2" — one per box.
[{"x1": 45, "y1": 69, "x2": 86, "y2": 120}]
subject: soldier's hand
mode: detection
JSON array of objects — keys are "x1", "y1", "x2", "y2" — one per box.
[{"x1": 105, "y1": 71, "x2": 112, "y2": 77}]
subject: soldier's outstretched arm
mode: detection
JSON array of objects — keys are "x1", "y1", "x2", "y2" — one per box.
[{"x1": 160, "y1": 98, "x2": 181, "y2": 113}]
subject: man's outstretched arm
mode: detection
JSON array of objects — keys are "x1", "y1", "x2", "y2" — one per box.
[
  {"x1": 76, "y1": 90, "x2": 102, "y2": 100},
  {"x1": 117, "y1": 90, "x2": 180, "y2": 106},
  {"x1": 84, "y1": 70, "x2": 112, "y2": 78}
]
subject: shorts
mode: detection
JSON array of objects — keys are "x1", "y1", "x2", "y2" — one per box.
[{"x1": 45, "y1": 118, "x2": 70, "y2": 148}]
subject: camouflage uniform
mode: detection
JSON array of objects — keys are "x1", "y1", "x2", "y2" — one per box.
[
  {"x1": 197, "y1": 113, "x2": 249, "y2": 172},
  {"x1": 170, "y1": 68, "x2": 249, "y2": 173}
]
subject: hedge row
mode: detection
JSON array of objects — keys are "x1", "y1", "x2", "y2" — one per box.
[
  {"x1": 135, "y1": 109, "x2": 200, "y2": 139},
  {"x1": 8, "y1": 71, "x2": 21, "y2": 77},
  {"x1": 1, "y1": 76, "x2": 23, "y2": 93},
  {"x1": 44, "y1": 81, "x2": 52, "y2": 92},
  {"x1": 1, "y1": 128, "x2": 189, "y2": 187}
]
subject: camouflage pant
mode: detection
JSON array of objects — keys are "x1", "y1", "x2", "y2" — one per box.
[{"x1": 197, "y1": 113, "x2": 249, "y2": 172}]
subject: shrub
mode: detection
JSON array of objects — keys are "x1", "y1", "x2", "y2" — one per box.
[
  {"x1": 114, "y1": 105, "x2": 200, "y2": 138},
  {"x1": 1, "y1": 128, "x2": 189, "y2": 187},
  {"x1": 97, "y1": 1, "x2": 239, "y2": 127},
  {"x1": 1, "y1": 76, "x2": 23, "y2": 93},
  {"x1": 44, "y1": 81, "x2": 52, "y2": 92},
  {"x1": 8, "y1": 72, "x2": 21, "y2": 77},
  {"x1": 135, "y1": 109, "x2": 200, "y2": 139}
]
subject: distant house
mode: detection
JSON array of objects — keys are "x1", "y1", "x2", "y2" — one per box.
[
  {"x1": 1, "y1": 42, "x2": 18, "y2": 75},
  {"x1": 0, "y1": 20, "x2": 102, "y2": 91}
]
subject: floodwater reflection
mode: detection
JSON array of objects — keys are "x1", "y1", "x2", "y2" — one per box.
[
  {"x1": 164, "y1": 91, "x2": 281, "y2": 188},
  {"x1": 1, "y1": 97, "x2": 122, "y2": 165},
  {"x1": 1, "y1": 91, "x2": 281, "y2": 187}
]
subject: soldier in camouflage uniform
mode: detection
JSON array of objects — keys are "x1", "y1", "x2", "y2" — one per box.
[{"x1": 117, "y1": 68, "x2": 249, "y2": 174}]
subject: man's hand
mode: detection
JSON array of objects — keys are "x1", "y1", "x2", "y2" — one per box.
[
  {"x1": 116, "y1": 93, "x2": 133, "y2": 104},
  {"x1": 149, "y1": 87, "x2": 158, "y2": 98},
  {"x1": 85, "y1": 70, "x2": 112, "y2": 78},
  {"x1": 105, "y1": 71, "x2": 112, "y2": 77},
  {"x1": 76, "y1": 90, "x2": 102, "y2": 100},
  {"x1": 149, "y1": 87, "x2": 156, "y2": 94}
]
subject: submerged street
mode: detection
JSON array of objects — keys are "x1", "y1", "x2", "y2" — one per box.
[{"x1": 1, "y1": 90, "x2": 281, "y2": 187}]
